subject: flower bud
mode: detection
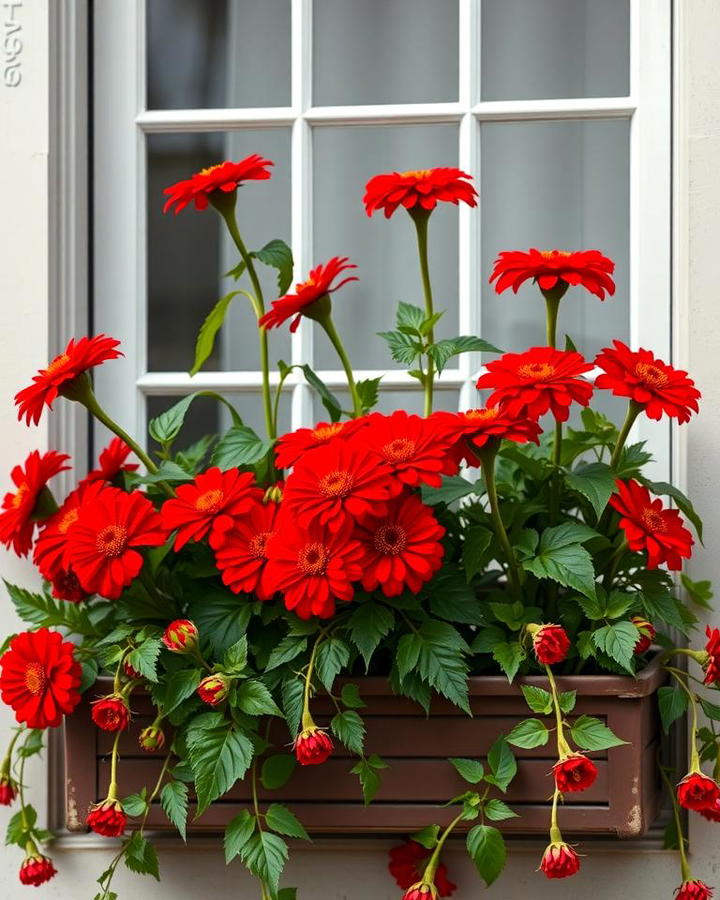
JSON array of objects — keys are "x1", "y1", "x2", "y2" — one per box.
[
  {"x1": 530, "y1": 623, "x2": 570, "y2": 665},
  {"x1": 552, "y1": 753, "x2": 598, "y2": 794},
  {"x1": 631, "y1": 616, "x2": 656, "y2": 655},
  {"x1": 402, "y1": 884, "x2": 437, "y2": 900},
  {"x1": 0, "y1": 774, "x2": 17, "y2": 806},
  {"x1": 86, "y1": 798, "x2": 127, "y2": 837},
  {"x1": 197, "y1": 674, "x2": 230, "y2": 707},
  {"x1": 123, "y1": 660, "x2": 142, "y2": 680},
  {"x1": 139, "y1": 724, "x2": 166, "y2": 753},
  {"x1": 19, "y1": 854, "x2": 57, "y2": 887},
  {"x1": 162, "y1": 619, "x2": 199, "y2": 654},
  {"x1": 293, "y1": 725, "x2": 334, "y2": 766},
  {"x1": 539, "y1": 841, "x2": 580, "y2": 879},
  {"x1": 677, "y1": 771, "x2": 720, "y2": 812},
  {"x1": 91, "y1": 694, "x2": 130, "y2": 732},
  {"x1": 675, "y1": 880, "x2": 714, "y2": 900}
]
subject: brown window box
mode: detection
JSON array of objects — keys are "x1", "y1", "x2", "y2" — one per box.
[{"x1": 65, "y1": 656, "x2": 665, "y2": 838}]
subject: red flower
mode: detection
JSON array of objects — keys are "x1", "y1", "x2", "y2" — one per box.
[
  {"x1": 282, "y1": 439, "x2": 397, "y2": 534},
  {"x1": 15, "y1": 335, "x2": 122, "y2": 426},
  {"x1": 489, "y1": 249, "x2": 615, "y2": 300},
  {"x1": 532, "y1": 624, "x2": 570, "y2": 666},
  {"x1": 539, "y1": 841, "x2": 580, "y2": 879},
  {"x1": 139, "y1": 725, "x2": 166, "y2": 753},
  {"x1": 699, "y1": 798, "x2": 720, "y2": 823},
  {"x1": 403, "y1": 886, "x2": 436, "y2": 900},
  {"x1": 705, "y1": 627, "x2": 720, "y2": 686},
  {"x1": 432, "y1": 408, "x2": 541, "y2": 467},
  {"x1": 213, "y1": 493, "x2": 280, "y2": 601},
  {"x1": 264, "y1": 520, "x2": 364, "y2": 619},
  {"x1": 609, "y1": 479, "x2": 694, "y2": 571},
  {"x1": 0, "y1": 450, "x2": 70, "y2": 556},
  {"x1": 677, "y1": 772, "x2": 720, "y2": 812},
  {"x1": 595, "y1": 341, "x2": 700, "y2": 424},
  {"x1": 161, "y1": 619, "x2": 199, "y2": 654},
  {"x1": 275, "y1": 418, "x2": 366, "y2": 470},
  {"x1": 0, "y1": 628, "x2": 81, "y2": 729},
  {"x1": 553, "y1": 753, "x2": 598, "y2": 793},
  {"x1": 91, "y1": 695, "x2": 130, "y2": 732},
  {"x1": 19, "y1": 854, "x2": 57, "y2": 887},
  {"x1": 631, "y1": 616, "x2": 656, "y2": 655},
  {"x1": 355, "y1": 494, "x2": 445, "y2": 597},
  {"x1": 84, "y1": 437, "x2": 138, "y2": 483},
  {"x1": 161, "y1": 467, "x2": 256, "y2": 551},
  {"x1": 0, "y1": 775, "x2": 17, "y2": 806},
  {"x1": 198, "y1": 674, "x2": 230, "y2": 706},
  {"x1": 87, "y1": 798, "x2": 127, "y2": 837},
  {"x1": 364, "y1": 167, "x2": 477, "y2": 219},
  {"x1": 259, "y1": 257, "x2": 358, "y2": 333},
  {"x1": 66, "y1": 486, "x2": 166, "y2": 599},
  {"x1": 676, "y1": 882, "x2": 715, "y2": 900},
  {"x1": 293, "y1": 725, "x2": 334, "y2": 766},
  {"x1": 364, "y1": 410, "x2": 458, "y2": 488},
  {"x1": 162, "y1": 154, "x2": 274, "y2": 214},
  {"x1": 477, "y1": 347, "x2": 594, "y2": 423},
  {"x1": 123, "y1": 660, "x2": 142, "y2": 680},
  {"x1": 388, "y1": 840, "x2": 456, "y2": 897}
]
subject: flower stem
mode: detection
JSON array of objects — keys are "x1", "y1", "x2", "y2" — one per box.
[
  {"x1": 301, "y1": 636, "x2": 324, "y2": 731},
  {"x1": 1, "y1": 728, "x2": 22, "y2": 775},
  {"x1": 545, "y1": 665, "x2": 572, "y2": 759},
  {"x1": 609, "y1": 400, "x2": 642, "y2": 471},
  {"x1": 412, "y1": 212, "x2": 436, "y2": 417},
  {"x1": 659, "y1": 762, "x2": 692, "y2": 882},
  {"x1": 81, "y1": 389, "x2": 158, "y2": 475},
  {"x1": 107, "y1": 731, "x2": 122, "y2": 800},
  {"x1": 549, "y1": 788, "x2": 563, "y2": 844},
  {"x1": 549, "y1": 417, "x2": 563, "y2": 523},
  {"x1": 544, "y1": 295, "x2": 561, "y2": 349},
  {"x1": 422, "y1": 811, "x2": 465, "y2": 884},
  {"x1": 318, "y1": 313, "x2": 362, "y2": 418},
  {"x1": 479, "y1": 447, "x2": 523, "y2": 597},
  {"x1": 665, "y1": 668, "x2": 701, "y2": 771}
]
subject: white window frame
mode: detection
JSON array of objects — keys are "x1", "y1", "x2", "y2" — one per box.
[{"x1": 92, "y1": 0, "x2": 671, "y2": 478}]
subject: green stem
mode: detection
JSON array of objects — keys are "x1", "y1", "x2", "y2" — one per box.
[
  {"x1": 659, "y1": 763, "x2": 692, "y2": 882},
  {"x1": 422, "y1": 811, "x2": 465, "y2": 883},
  {"x1": 81, "y1": 390, "x2": 158, "y2": 475},
  {"x1": 138, "y1": 753, "x2": 172, "y2": 836},
  {"x1": 544, "y1": 294, "x2": 561, "y2": 349},
  {"x1": 107, "y1": 731, "x2": 122, "y2": 800},
  {"x1": 318, "y1": 314, "x2": 362, "y2": 418},
  {"x1": 549, "y1": 417, "x2": 563, "y2": 523},
  {"x1": 609, "y1": 400, "x2": 642, "y2": 471},
  {"x1": 545, "y1": 665, "x2": 572, "y2": 759},
  {"x1": 549, "y1": 788, "x2": 563, "y2": 844},
  {"x1": 1, "y1": 729, "x2": 22, "y2": 775},
  {"x1": 413, "y1": 212, "x2": 436, "y2": 417},
  {"x1": 479, "y1": 448, "x2": 523, "y2": 597},
  {"x1": 301, "y1": 635, "x2": 324, "y2": 731},
  {"x1": 665, "y1": 668, "x2": 701, "y2": 771}
]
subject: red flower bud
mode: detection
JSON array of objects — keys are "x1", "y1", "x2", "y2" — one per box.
[
  {"x1": 677, "y1": 772, "x2": 720, "y2": 811},
  {"x1": 631, "y1": 616, "x2": 656, "y2": 655},
  {"x1": 553, "y1": 753, "x2": 598, "y2": 793},
  {"x1": 704, "y1": 626, "x2": 720, "y2": 685},
  {"x1": 139, "y1": 724, "x2": 166, "y2": 752},
  {"x1": 162, "y1": 619, "x2": 199, "y2": 654},
  {"x1": 532, "y1": 624, "x2": 570, "y2": 665},
  {"x1": 86, "y1": 798, "x2": 127, "y2": 837},
  {"x1": 675, "y1": 880, "x2": 714, "y2": 900},
  {"x1": 123, "y1": 660, "x2": 142, "y2": 680},
  {"x1": 197, "y1": 674, "x2": 230, "y2": 707},
  {"x1": 91, "y1": 695, "x2": 130, "y2": 732},
  {"x1": 19, "y1": 854, "x2": 57, "y2": 886},
  {"x1": 402, "y1": 884, "x2": 437, "y2": 900},
  {"x1": 293, "y1": 725, "x2": 334, "y2": 766},
  {"x1": 539, "y1": 841, "x2": 580, "y2": 879},
  {"x1": 0, "y1": 774, "x2": 17, "y2": 806}
]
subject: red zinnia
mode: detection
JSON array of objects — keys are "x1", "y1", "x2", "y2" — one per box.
[
  {"x1": 609, "y1": 479, "x2": 694, "y2": 571},
  {"x1": 388, "y1": 840, "x2": 456, "y2": 897},
  {"x1": 162, "y1": 154, "x2": 274, "y2": 214},
  {"x1": 0, "y1": 450, "x2": 70, "y2": 557},
  {"x1": 293, "y1": 725, "x2": 334, "y2": 766},
  {"x1": 363, "y1": 167, "x2": 477, "y2": 219},
  {"x1": 705, "y1": 627, "x2": 720, "y2": 686},
  {"x1": 532, "y1": 624, "x2": 571, "y2": 666},
  {"x1": 66, "y1": 486, "x2": 166, "y2": 599},
  {"x1": 259, "y1": 257, "x2": 358, "y2": 333},
  {"x1": 677, "y1": 772, "x2": 720, "y2": 812},
  {"x1": 161, "y1": 467, "x2": 257, "y2": 551},
  {"x1": 0, "y1": 628, "x2": 81, "y2": 728},
  {"x1": 477, "y1": 347, "x2": 594, "y2": 423},
  {"x1": 676, "y1": 881, "x2": 714, "y2": 900},
  {"x1": 15, "y1": 335, "x2": 122, "y2": 426},
  {"x1": 282, "y1": 439, "x2": 397, "y2": 534},
  {"x1": 87, "y1": 798, "x2": 127, "y2": 837},
  {"x1": 264, "y1": 520, "x2": 364, "y2": 619},
  {"x1": 84, "y1": 437, "x2": 138, "y2": 483},
  {"x1": 214, "y1": 493, "x2": 280, "y2": 601},
  {"x1": 631, "y1": 616, "x2": 656, "y2": 655},
  {"x1": 539, "y1": 841, "x2": 580, "y2": 879},
  {"x1": 355, "y1": 494, "x2": 445, "y2": 597},
  {"x1": 19, "y1": 854, "x2": 57, "y2": 887},
  {"x1": 553, "y1": 753, "x2": 598, "y2": 793},
  {"x1": 92, "y1": 694, "x2": 130, "y2": 731},
  {"x1": 364, "y1": 410, "x2": 458, "y2": 488},
  {"x1": 594, "y1": 341, "x2": 700, "y2": 424},
  {"x1": 432, "y1": 408, "x2": 541, "y2": 467},
  {"x1": 489, "y1": 248, "x2": 615, "y2": 300},
  {"x1": 274, "y1": 418, "x2": 366, "y2": 470}
]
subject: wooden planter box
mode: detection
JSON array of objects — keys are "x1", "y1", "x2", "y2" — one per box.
[{"x1": 65, "y1": 658, "x2": 665, "y2": 838}]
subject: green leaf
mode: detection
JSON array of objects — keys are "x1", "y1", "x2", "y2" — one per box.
[
  {"x1": 347, "y1": 601, "x2": 394, "y2": 669},
  {"x1": 566, "y1": 462, "x2": 616, "y2": 518},
  {"x1": 506, "y1": 718, "x2": 550, "y2": 749},
  {"x1": 281, "y1": 678, "x2": 304, "y2": 736},
  {"x1": 421, "y1": 475, "x2": 477, "y2": 506},
  {"x1": 570, "y1": 715, "x2": 627, "y2": 751},
  {"x1": 124, "y1": 833, "x2": 160, "y2": 880},
  {"x1": 163, "y1": 668, "x2": 202, "y2": 715},
  {"x1": 128, "y1": 461, "x2": 195, "y2": 485},
  {"x1": 681, "y1": 574, "x2": 714, "y2": 609},
  {"x1": 559, "y1": 690, "x2": 577, "y2": 714},
  {"x1": 224, "y1": 810, "x2": 256, "y2": 864},
  {"x1": 486, "y1": 736, "x2": 517, "y2": 793},
  {"x1": 121, "y1": 793, "x2": 149, "y2": 817},
  {"x1": 377, "y1": 329, "x2": 423, "y2": 366},
  {"x1": 349, "y1": 754, "x2": 387, "y2": 805},
  {"x1": 591, "y1": 622, "x2": 638, "y2": 673},
  {"x1": 187, "y1": 724, "x2": 254, "y2": 815},
  {"x1": 403, "y1": 620, "x2": 471, "y2": 714},
  {"x1": 190, "y1": 290, "x2": 244, "y2": 376},
  {"x1": 211, "y1": 425, "x2": 272, "y2": 470},
  {"x1": 395, "y1": 301, "x2": 426, "y2": 332},
  {"x1": 701, "y1": 698, "x2": 720, "y2": 721},
  {"x1": 429, "y1": 572, "x2": 487, "y2": 625},
  {"x1": 301, "y1": 365, "x2": 342, "y2": 422},
  {"x1": 541, "y1": 522, "x2": 599, "y2": 548},
  {"x1": 520, "y1": 685, "x2": 553, "y2": 715},
  {"x1": 355, "y1": 377, "x2": 382, "y2": 414},
  {"x1": 315, "y1": 637, "x2": 350, "y2": 692},
  {"x1": 644, "y1": 479, "x2": 704, "y2": 542},
  {"x1": 449, "y1": 758, "x2": 485, "y2": 784},
  {"x1": 463, "y1": 526, "x2": 493, "y2": 582},
  {"x1": 330, "y1": 710, "x2": 365, "y2": 755},
  {"x1": 466, "y1": 824, "x2": 507, "y2": 887},
  {"x1": 6, "y1": 805, "x2": 37, "y2": 846},
  {"x1": 492, "y1": 642, "x2": 524, "y2": 683},
  {"x1": 471, "y1": 625, "x2": 507, "y2": 655},
  {"x1": 223, "y1": 636, "x2": 249, "y2": 674},
  {"x1": 267, "y1": 635, "x2": 307, "y2": 671},
  {"x1": 240, "y1": 832, "x2": 288, "y2": 893},
  {"x1": 188, "y1": 590, "x2": 252, "y2": 657},
  {"x1": 18, "y1": 729, "x2": 44, "y2": 758},
  {"x1": 617, "y1": 441, "x2": 653, "y2": 477},
  {"x1": 125, "y1": 638, "x2": 162, "y2": 684},
  {"x1": 5, "y1": 581, "x2": 96, "y2": 636},
  {"x1": 427, "y1": 336, "x2": 502, "y2": 373},
  {"x1": 410, "y1": 825, "x2": 440, "y2": 850},
  {"x1": 236, "y1": 680, "x2": 282, "y2": 717},
  {"x1": 253, "y1": 239, "x2": 294, "y2": 295},
  {"x1": 483, "y1": 799, "x2": 518, "y2": 822},
  {"x1": 261, "y1": 754, "x2": 297, "y2": 791},
  {"x1": 340, "y1": 683, "x2": 365, "y2": 709},
  {"x1": 658, "y1": 686, "x2": 689, "y2": 733},
  {"x1": 523, "y1": 541, "x2": 597, "y2": 601},
  {"x1": 265, "y1": 803, "x2": 310, "y2": 841},
  {"x1": 160, "y1": 781, "x2": 188, "y2": 841}
]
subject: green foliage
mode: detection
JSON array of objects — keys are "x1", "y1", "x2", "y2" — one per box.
[
  {"x1": 466, "y1": 824, "x2": 507, "y2": 887},
  {"x1": 449, "y1": 758, "x2": 485, "y2": 784},
  {"x1": 160, "y1": 781, "x2": 188, "y2": 840},
  {"x1": 347, "y1": 601, "x2": 394, "y2": 669},
  {"x1": 591, "y1": 621, "x2": 638, "y2": 673},
  {"x1": 264, "y1": 804, "x2": 310, "y2": 841},
  {"x1": 301, "y1": 364, "x2": 343, "y2": 422},
  {"x1": 190, "y1": 290, "x2": 247, "y2": 376},
  {"x1": 396, "y1": 619, "x2": 471, "y2": 714},
  {"x1": 225, "y1": 811, "x2": 256, "y2": 864},
  {"x1": 253, "y1": 239, "x2": 294, "y2": 295},
  {"x1": 658, "y1": 686, "x2": 689, "y2": 733},
  {"x1": 124, "y1": 833, "x2": 160, "y2": 880},
  {"x1": 522, "y1": 525, "x2": 597, "y2": 600},
  {"x1": 330, "y1": 710, "x2": 366, "y2": 755},
  {"x1": 350, "y1": 754, "x2": 388, "y2": 805},
  {"x1": 315, "y1": 637, "x2": 351, "y2": 692},
  {"x1": 570, "y1": 715, "x2": 627, "y2": 751},
  {"x1": 211, "y1": 425, "x2": 273, "y2": 470},
  {"x1": 186, "y1": 721, "x2": 254, "y2": 814},
  {"x1": 506, "y1": 718, "x2": 550, "y2": 749},
  {"x1": 485, "y1": 736, "x2": 517, "y2": 793},
  {"x1": 5, "y1": 581, "x2": 97, "y2": 636},
  {"x1": 261, "y1": 755, "x2": 297, "y2": 791}
]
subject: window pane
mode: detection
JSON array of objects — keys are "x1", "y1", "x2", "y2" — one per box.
[
  {"x1": 147, "y1": 129, "x2": 291, "y2": 372},
  {"x1": 313, "y1": 0, "x2": 458, "y2": 106},
  {"x1": 481, "y1": 0, "x2": 629, "y2": 101},
  {"x1": 147, "y1": 0, "x2": 291, "y2": 109},
  {"x1": 311, "y1": 389, "x2": 460, "y2": 424},
  {"x1": 313, "y1": 124, "x2": 459, "y2": 371},
  {"x1": 480, "y1": 118, "x2": 630, "y2": 366}
]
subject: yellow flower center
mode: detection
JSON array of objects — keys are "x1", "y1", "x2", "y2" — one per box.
[
  {"x1": 312, "y1": 423, "x2": 344, "y2": 442},
  {"x1": 95, "y1": 524, "x2": 128, "y2": 558},
  {"x1": 45, "y1": 353, "x2": 70, "y2": 375},
  {"x1": 318, "y1": 470, "x2": 354, "y2": 498},
  {"x1": 58, "y1": 508, "x2": 79, "y2": 534},
  {"x1": 10, "y1": 484, "x2": 29, "y2": 508},
  {"x1": 198, "y1": 163, "x2": 224, "y2": 176},
  {"x1": 539, "y1": 250, "x2": 572, "y2": 258},
  {"x1": 382, "y1": 438, "x2": 416, "y2": 463},
  {"x1": 464, "y1": 408, "x2": 500, "y2": 422},
  {"x1": 635, "y1": 361, "x2": 669, "y2": 388},
  {"x1": 24, "y1": 662, "x2": 46, "y2": 696},
  {"x1": 641, "y1": 507, "x2": 667, "y2": 533},
  {"x1": 297, "y1": 542, "x2": 329, "y2": 575},
  {"x1": 374, "y1": 524, "x2": 407, "y2": 556},
  {"x1": 195, "y1": 489, "x2": 224, "y2": 513},
  {"x1": 401, "y1": 169, "x2": 432, "y2": 179},
  {"x1": 517, "y1": 362, "x2": 556, "y2": 381},
  {"x1": 248, "y1": 531, "x2": 273, "y2": 559}
]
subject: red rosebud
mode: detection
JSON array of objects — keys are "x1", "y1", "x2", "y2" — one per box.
[
  {"x1": 402, "y1": 884, "x2": 437, "y2": 900},
  {"x1": 539, "y1": 841, "x2": 580, "y2": 879},
  {"x1": 86, "y1": 798, "x2": 127, "y2": 837},
  {"x1": 553, "y1": 753, "x2": 599, "y2": 794},
  {"x1": 123, "y1": 660, "x2": 142, "y2": 680},
  {"x1": 675, "y1": 880, "x2": 714, "y2": 900},
  {"x1": 293, "y1": 725, "x2": 334, "y2": 766},
  {"x1": 91, "y1": 695, "x2": 130, "y2": 732},
  {"x1": 161, "y1": 619, "x2": 199, "y2": 654},
  {"x1": 19, "y1": 854, "x2": 57, "y2": 886},
  {"x1": 677, "y1": 772, "x2": 720, "y2": 812},
  {"x1": 197, "y1": 674, "x2": 230, "y2": 707},
  {"x1": 631, "y1": 616, "x2": 656, "y2": 655},
  {"x1": 532, "y1": 624, "x2": 570, "y2": 665},
  {"x1": 0, "y1": 774, "x2": 17, "y2": 806},
  {"x1": 139, "y1": 724, "x2": 165, "y2": 753}
]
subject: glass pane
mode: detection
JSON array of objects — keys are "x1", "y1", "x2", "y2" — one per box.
[
  {"x1": 147, "y1": 129, "x2": 291, "y2": 372},
  {"x1": 313, "y1": 124, "x2": 460, "y2": 371},
  {"x1": 311, "y1": 389, "x2": 459, "y2": 424},
  {"x1": 313, "y1": 0, "x2": 458, "y2": 106},
  {"x1": 147, "y1": 0, "x2": 291, "y2": 109},
  {"x1": 481, "y1": 0, "x2": 629, "y2": 101}
]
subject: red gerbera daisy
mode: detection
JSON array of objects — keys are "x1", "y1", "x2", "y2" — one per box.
[
  {"x1": 162, "y1": 154, "x2": 274, "y2": 214},
  {"x1": 213, "y1": 491, "x2": 280, "y2": 601},
  {"x1": 84, "y1": 437, "x2": 138, "y2": 483},
  {"x1": 282, "y1": 439, "x2": 398, "y2": 533},
  {"x1": 0, "y1": 450, "x2": 70, "y2": 557},
  {"x1": 0, "y1": 628, "x2": 81, "y2": 728},
  {"x1": 363, "y1": 410, "x2": 458, "y2": 488},
  {"x1": 364, "y1": 167, "x2": 477, "y2": 219},
  {"x1": 476, "y1": 347, "x2": 594, "y2": 423},
  {"x1": 66, "y1": 486, "x2": 166, "y2": 599},
  {"x1": 264, "y1": 520, "x2": 364, "y2": 619},
  {"x1": 259, "y1": 257, "x2": 358, "y2": 333},
  {"x1": 432, "y1": 408, "x2": 541, "y2": 466},
  {"x1": 15, "y1": 335, "x2": 122, "y2": 426},
  {"x1": 595, "y1": 341, "x2": 701, "y2": 424},
  {"x1": 275, "y1": 418, "x2": 367, "y2": 470},
  {"x1": 33, "y1": 480, "x2": 106, "y2": 581},
  {"x1": 161, "y1": 467, "x2": 257, "y2": 551},
  {"x1": 355, "y1": 494, "x2": 445, "y2": 597},
  {"x1": 489, "y1": 248, "x2": 615, "y2": 300},
  {"x1": 609, "y1": 479, "x2": 694, "y2": 570},
  {"x1": 388, "y1": 840, "x2": 456, "y2": 897}
]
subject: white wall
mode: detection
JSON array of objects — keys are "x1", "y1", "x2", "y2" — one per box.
[{"x1": 0, "y1": 2, "x2": 719, "y2": 897}]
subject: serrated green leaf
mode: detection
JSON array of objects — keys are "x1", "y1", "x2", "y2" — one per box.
[
  {"x1": 492, "y1": 642, "x2": 524, "y2": 683},
  {"x1": 236, "y1": 680, "x2": 282, "y2": 717},
  {"x1": 315, "y1": 637, "x2": 350, "y2": 692},
  {"x1": 224, "y1": 810, "x2": 256, "y2": 864},
  {"x1": 187, "y1": 725, "x2": 254, "y2": 815},
  {"x1": 265, "y1": 803, "x2": 310, "y2": 841},
  {"x1": 410, "y1": 824, "x2": 440, "y2": 850},
  {"x1": 463, "y1": 526, "x2": 493, "y2": 582},
  {"x1": 5, "y1": 581, "x2": 97, "y2": 636},
  {"x1": 187, "y1": 590, "x2": 252, "y2": 657},
  {"x1": 570, "y1": 715, "x2": 627, "y2": 751},
  {"x1": 559, "y1": 690, "x2": 577, "y2": 714},
  {"x1": 395, "y1": 301, "x2": 426, "y2": 332},
  {"x1": 211, "y1": 425, "x2": 272, "y2": 470},
  {"x1": 420, "y1": 475, "x2": 477, "y2": 506},
  {"x1": 267, "y1": 635, "x2": 307, "y2": 671},
  {"x1": 281, "y1": 678, "x2": 304, "y2": 736},
  {"x1": 340, "y1": 683, "x2": 365, "y2": 709},
  {"x1": 163, "y1": 668, "x2": 202, "y2": 715},
  {"x1": 330, "y1": 710, "x2": 365, "y2": 755},
  {"x1": 486, "y1": 736, "x2": 516, "y2": 792},
  {"x1": 240, "y1": 831, "x2": 288, "y2": 893},
  {"x1": 253, "y1": 239, "x2": 294, "y2": 295},
  {"x1": 124, "y1": 833, "x2": 160, "y2": 880},
  {"x1": 523, "y1": 542, "x2": 597, "y2": 601},
  {"x1": 349, "y1": 755, "x2": 386, "y2": 805},
  {"x1": 566, "y1": 462, "x2": 616, "y2": 518},
  {"x1": 160, "y1": 781, "x2": 188, "y2": 841},
  {"x1": 121, "y1": 793, "x2": 149, "y2": 817},
  {"x1": 427, "y1": 336, "x2": 502, "y2": 373},
  {"x1": 377, "y1": 329, "x2": 424, "y2": 365},
  {"x1": 471, "y1": 625, "x2": 507, "y2": 655},
  {"x1": 658, "y1": 686, "x2": 689, "y2": 733},
  {"x1": 483, "y1": 798, "x2": 518, "y2": 822},
  {"x1": 506, "y1": 718, "x2": 549, "y2": 749},
  {"x1": 355, "y1": 377, "x2": 382, "y2": 414},
  {"x1": 681, "y1": 574, "x2": 714, "y2": 609},
  {"x1": 520, "y1": 685, "x2": 553, "y2": 715},
  {"x1": 125, "y1": 638, "x2": 162, "y2": 684},
  {"x1": 591, "y1": 622, "x2": 638, "y2": 673},
  {"x1": 449, "y1": 758, "x2": 485, "y2": 784},
  {"x1": 466, "y1": 824, "x2": 507, "y2": 887},
  {"x1": 347, "y1": 601, "x2": 394, "y2": 670}
]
